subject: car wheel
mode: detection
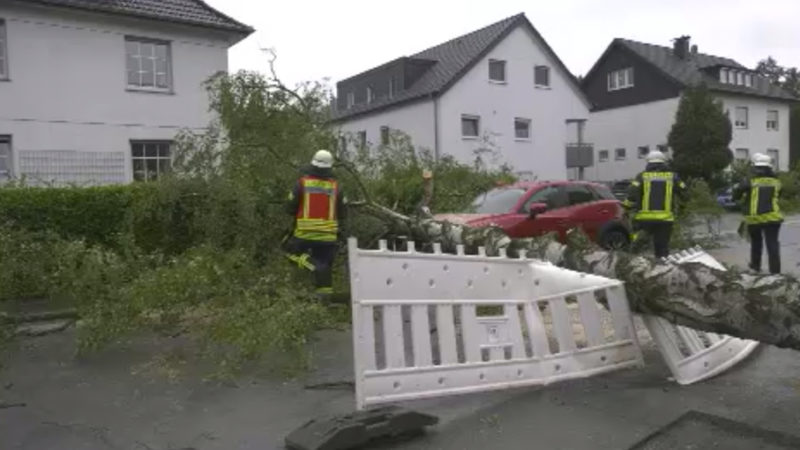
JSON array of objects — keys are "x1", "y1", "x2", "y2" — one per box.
[{"x1": 599, "y1": 229, "x2": 630, "y2": 250}]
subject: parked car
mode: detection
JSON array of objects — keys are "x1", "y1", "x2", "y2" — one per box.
[
  {"x1": 716, "y1": 187, "x2": 739, "y2": 211},
  {"x1": 434, "y1": 180, "x2": 631, "y2": 250},
  {"x1": 610, "y1": 180, "x2": 632, "y2": 202}
]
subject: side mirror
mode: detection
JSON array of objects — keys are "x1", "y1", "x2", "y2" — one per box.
[{"x1": 528, "y1": 202, "x2": 547, "y2": 218}]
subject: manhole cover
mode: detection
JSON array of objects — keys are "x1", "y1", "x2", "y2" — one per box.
[{"x1": 629, "y1": 411, "x2": 800, "y2": 450}]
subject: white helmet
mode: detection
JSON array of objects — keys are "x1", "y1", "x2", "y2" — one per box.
[
  {"x1": 646, "y1": 150, "x2": 667, "y2": 164},
  {"x1": 311, "y1": 149, "x2": 334, "y2": 168},
  {"x1": 752, "y1": 152, "x2": 772, "y2": 168}
]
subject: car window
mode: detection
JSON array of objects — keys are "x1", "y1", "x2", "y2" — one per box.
[
  {"x1": 565, "y1": 184, "x2": 597, "y2": 206},
  {"x1": 591, "y1": 184, "x2": 617, "y2": 201},
  {"x1": 469, "y1": 188, "x2": 526, "y2": 214},
  {"x1": 520, "y1": 185, "x2": 565, "y2": 212}
]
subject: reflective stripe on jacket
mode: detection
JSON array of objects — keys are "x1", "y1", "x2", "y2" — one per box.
[
  {"x1": 294, "y1": 176, "x2": 339, "y2": 241},
  {"x1": 632, "y1": 171, "x2": 681, "y2": 222},
  {"x1": 745, "y1": 177, "x2": 783, "y2": 225}
]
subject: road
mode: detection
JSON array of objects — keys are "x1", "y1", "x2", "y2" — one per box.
[{"x1": 1, "y1": 215, "x2": 800, "y2": 449}]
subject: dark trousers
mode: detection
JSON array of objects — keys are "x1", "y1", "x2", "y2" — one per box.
[
  {"x1": 635, "y1": 221, "x2": 673, "y2": 259},
  {"x1": 286, "y1": 237, "x2": 338, "y2": 292},
  {"x1": 748, "y1": 222, "x2": 781, "y2": 274}
]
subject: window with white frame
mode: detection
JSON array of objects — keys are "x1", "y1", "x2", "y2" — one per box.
[
  {"x1": 489, "y1": 59, "x2": 506, "y2": 82},
  {"x1": 380, "y1": 126, "x2": 389, "y2": 145},
  {"x1": 388, "y1": 77, "x2": 395, "y2": 99},
  {"x1": 719, "y1": 68, "x2": 728, "y2": 83},
  {"x1": 346, "y1": 92, "x2": 355, "y2": 108},
  {"x1": 615, "y1": 148, "x2": 626, "y2": 160},
  {"x1": 767, "y1": 110, "x2": 779, "y2": 131},
  {"x1": 767, "y1": 149, "x2": 779, "y2": 170},
  {"x1": 734, "y1": 106, "x2": 748, "y2": 128},
  {"x1": 125, "y1": 37, "x2": 171, "y2": 91},
  {"x1": 735, "y1": 148, "x2": 749, "y2": 160},
  {"x1": 131, "y1": 141, "x2": 171, "y2": 181},
  {"x1": 534, "y1": 65, "x2": 550, "y2": 87},
  {"x1": 0, "y1": 19, "x2": 7, "y2": 79},
  {"x1": 638, "y1": 146, "x2": 649, "y2": 159},
  {"x1": 0, "y1": 135, "x2": 12, "y2": 180},
  {"x1": 607, "y1": 67, "x2": 633, "y2": 91},
  {"x1": 358, "y1": 131, "x2": 367, "y2": 148},
  {"x1": 366, "y1": 86, "x2": 374, "y2": 104},
  {"x1": 598, "y1": 149, "x2": 609, "y2": 162},
  {"x1": 745, "y1": 74, "x2": 753, "y2": 87},
  {"x1": 461, "y1": 115, "x2": 480, "y2": 138},
  {"x1": 514, "y1": 118, "x2": 531, "y2": 139}
]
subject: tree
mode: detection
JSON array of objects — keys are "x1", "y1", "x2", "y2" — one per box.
[
  {"x1": 755, "y1": 57, "x2": 800, "y2": 169},
  {"x1": 667, "y1": 84, "x2": 733, "y2": 186}
]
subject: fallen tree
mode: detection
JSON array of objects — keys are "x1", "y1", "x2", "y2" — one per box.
[{"x1": 350, "y1": 196, "x2": 800, "y2": 352}]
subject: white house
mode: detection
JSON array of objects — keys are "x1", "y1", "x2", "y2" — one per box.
[
  {"x1": 329, "y1": 13, "x2": 592, "y2": 182},
  {"x1": 581, "y1": 36, "x2": 798, "y2": 182},
  {"x1": 0, "y1": 0, "x2": 252, "y2": 185}
]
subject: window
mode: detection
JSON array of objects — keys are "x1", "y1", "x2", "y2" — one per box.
[
  {"x1": 366, "y1": 87, "x2": 374, "y2": 104},
  {"x1": 534, "y1": 65, "x2": 550, "y2": 87},
  {"x1": 521, "y1": 185, "x2": 563, "y2": 212},
  {"x1": 767, "y1": 110, "x2": 779, "y2": 131},
  {"x1": 657, "y1": 144, "x2": 668, "y2": 154},
  {"x1": 338, "y1": 136, "x2": 347, "y2": 152},
  {"x1": 0, "y1": 19, "x2": 7, "y2": 79},
  {"x1": 470, "y1": 187, "x2": 527, "y2": 214},
  {"x1": 615, "y1": 148, "x2": 626, "y2": 161},
  {"x1": 461, "y1": 115, "x2": 480, "y2": 138},
  {"x1": 638, "y1": 146, "x2": 649, "y2": 159},
  {"x1": 598, "y1": 149, "x2": 609, "y2": 162},
  {"x1": 735, "y1": 148, "x2": 749, "y2": 160},
  {"x1": 347, "y1": 92, "x2": 355, "y2": 108},
  {"x1": 358, "y1": 131, "x2": 367, "y2": 148},
  {"x1": 745, "y1": 74, "x2": 753, "y2": 87},
  {"x1": 380, "y1": 126, "x2": 390, "y2": 145},
  {"x1": 767, "y1": 149, "x2": 779, "y2": 170},
  {"x1": 514, "y1": 118, "x2": 531, "y2": 140},
  {"x1": 131, "y1": 141, "x2": 171, "y2": 181},
  {"x1": 719, "y1": 68, "x2": 728, "y2": 83},
  {"x1": 607, "y1": 67, "x2": 633, "y2": 91},
  {"x1": 734, "y1": 106, "x2": 748, "y2": 128},
  {"x1": 566, "y1": 184, "x2": 596, "y2": 206},
  {"x1": 388, "y1": 77, "x2": 395, "y2": 99},
  {"x1": 0, "y1": 135, "x2": 12, "y2": 180},
  {"x1": 489, "y1": 59, "x2": 506, "y2": 82},
  {"x1": 125, "y1": 37, "x2": 171, "y2": 91},
  {"x1": 737, "y1": 72, "x2": 744, "y2": 85}
]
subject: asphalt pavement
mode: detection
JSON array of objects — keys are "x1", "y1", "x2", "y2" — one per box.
[{"x1": 1, "y1": 214, "x2": 800, "y2": 450}]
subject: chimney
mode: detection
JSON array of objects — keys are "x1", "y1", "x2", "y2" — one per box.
[
  {"x1": 691, "y1": 44, "x2": 698, "y2": 55},
  {"x1": 673, "y1": 35, "x2": 691, "y2": 59}
]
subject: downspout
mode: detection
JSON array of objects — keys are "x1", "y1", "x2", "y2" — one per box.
[{"x1": 432, "y1": 92, "x2": 441, "y2": 162}]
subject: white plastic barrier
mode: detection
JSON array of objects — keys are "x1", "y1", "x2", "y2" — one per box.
[
  {"x1": 640, "y1": 246, "x2": 759, "y2": 385},
  {"x1": 347, "y1": 238, "x2": 644, "y2": 410}
]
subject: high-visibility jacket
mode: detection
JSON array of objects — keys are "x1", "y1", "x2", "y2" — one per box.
[
  {"x1": 624, "y1": 170, "x2": 686, "y2": 222},
  {"x1": 743, "y1": 177, "x2": 783, "y2": 225},
  {"x1": 292, "y1": 175, "x2": 340, "y2": 242}
]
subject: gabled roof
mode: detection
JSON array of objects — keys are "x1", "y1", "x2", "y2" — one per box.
[
  {"x1": 14, "y1": 0, "x2": 254, "y2": 35},
  {"x1": 584, "y1": 38, "x2": 797, "y2": 102},
  {"x1": 331, "y1": 13, "x2": 588, "y2": 122}
]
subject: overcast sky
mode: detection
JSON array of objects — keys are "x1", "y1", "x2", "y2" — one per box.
[{"x1": 205, "y1": 0, "x2": 800, "y2": 90}]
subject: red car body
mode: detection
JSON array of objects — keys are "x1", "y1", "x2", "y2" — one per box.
[{"x1": 435, "y1": 180, "x2": 631, "y2": 249}]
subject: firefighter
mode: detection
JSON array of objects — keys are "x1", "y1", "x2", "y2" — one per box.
[
  {"x1": 733, "y1": 153, "x2": 783, "y2": 274},
  {"x1": 285, "y1": 149, "x2": 346, "y2": 299},
  {"x1": 624, "y1": 150, "x2": 687, "y2": 259}
]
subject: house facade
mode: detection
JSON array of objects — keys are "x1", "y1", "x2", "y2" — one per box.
[
  {"x1": 330, "y1": 14, "x2": 592, "y2": 182},
  {"x1": 581, "y1": 36, "x2": 797, "y2": 182},
  {"x1": 0, "y1": 0, "x2": 252, "y2": 186}
]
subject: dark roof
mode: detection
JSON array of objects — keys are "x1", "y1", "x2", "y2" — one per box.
[
  {"x1": 15, "y1": 0, "x2": 254, "y2": 35},
  {"x1": 592, "y1": 38, "x2": 797, "y2": 102},
  {"x1": 331, "y1": 13, "x2": 588, "y2": 122}
]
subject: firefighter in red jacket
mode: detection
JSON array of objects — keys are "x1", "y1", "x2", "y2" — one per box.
[{"x1": 285, "y1": 150, "x2": 346, "y2": 300}]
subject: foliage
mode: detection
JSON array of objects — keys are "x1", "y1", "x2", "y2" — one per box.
[
  {"x1": 755, "y1": 57, "x2": 800, "y2": 168},
  {"x1": 667, "y1": 84, "x2": 733, "y2": 189}
]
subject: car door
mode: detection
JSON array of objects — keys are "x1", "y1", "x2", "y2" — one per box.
[
  {"x1": 505, "y1": 185, "x2": 571, "y2": 240},
  {"x1": 563, "y1": 184, "x2": 618, "y2": 240}
]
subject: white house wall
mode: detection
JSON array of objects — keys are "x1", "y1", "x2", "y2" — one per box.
[
  {"x1": 585, "y1": 94, "x2": 792, "y2": 182},
  {"x1": 584, "y1": 98, "x2": 679, "y2": 182},
  {"x1": 0, "y1": 3, "x2": 231, "y2": 185},
  {"x1": 437, "y1": 26, "x2": 589, "y2": 180},
  {"x1": 334, "y1": 100, "x2": 436, "y2": 154}
]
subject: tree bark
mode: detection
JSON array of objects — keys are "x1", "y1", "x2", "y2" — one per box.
[{"x1": 359, "y1": 203, "x2": 800, "y2": 351}]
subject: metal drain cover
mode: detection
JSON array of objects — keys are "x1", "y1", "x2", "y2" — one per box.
[{"x1": 630, "y1": 411, "x2": 800, "y2": 450}]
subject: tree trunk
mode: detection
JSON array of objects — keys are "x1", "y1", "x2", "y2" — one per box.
[{"x1": 358, "y1": 203, "x2": 800, "y2": 351}]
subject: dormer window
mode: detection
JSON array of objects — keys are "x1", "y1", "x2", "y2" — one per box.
[
  {"x1": 719, "y1": 67, "x2": 753, "y2": 87},
  {"x1": 608, "y1": 67, "x2": 633, "y2": 91},
  {"x1": 388, "y1": 77, "x2": 395, "y2": 99},
  {"x1": 719, "y1": 68, "x2": 728, "y2": 83},
  {"x1": 366, "y1": 86, "x2": 374, "y2": 104},
  {"x1": 346, "y1": 92, "x2": 355, "y2": 108}
]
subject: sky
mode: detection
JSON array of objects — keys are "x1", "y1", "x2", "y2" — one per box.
[{"x1": 205, "y1": 0, "x2": 800, "y2": 91}]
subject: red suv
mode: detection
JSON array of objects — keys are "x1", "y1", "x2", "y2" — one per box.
[{"x1": 435, "y1": 180, "x2": 631, "y2": 250}]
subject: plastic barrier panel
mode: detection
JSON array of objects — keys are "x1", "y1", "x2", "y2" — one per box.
[
  {"x1": 347, "y1": 238, "x2": 644, "y2": 410},
  {"x1": 640, "y1": 246, "x2": 759, "y2": 385}
]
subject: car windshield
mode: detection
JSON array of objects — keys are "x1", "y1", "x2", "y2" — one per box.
[{"x1": 468, "y1": 188, "x2": 527, "y2": 214}]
